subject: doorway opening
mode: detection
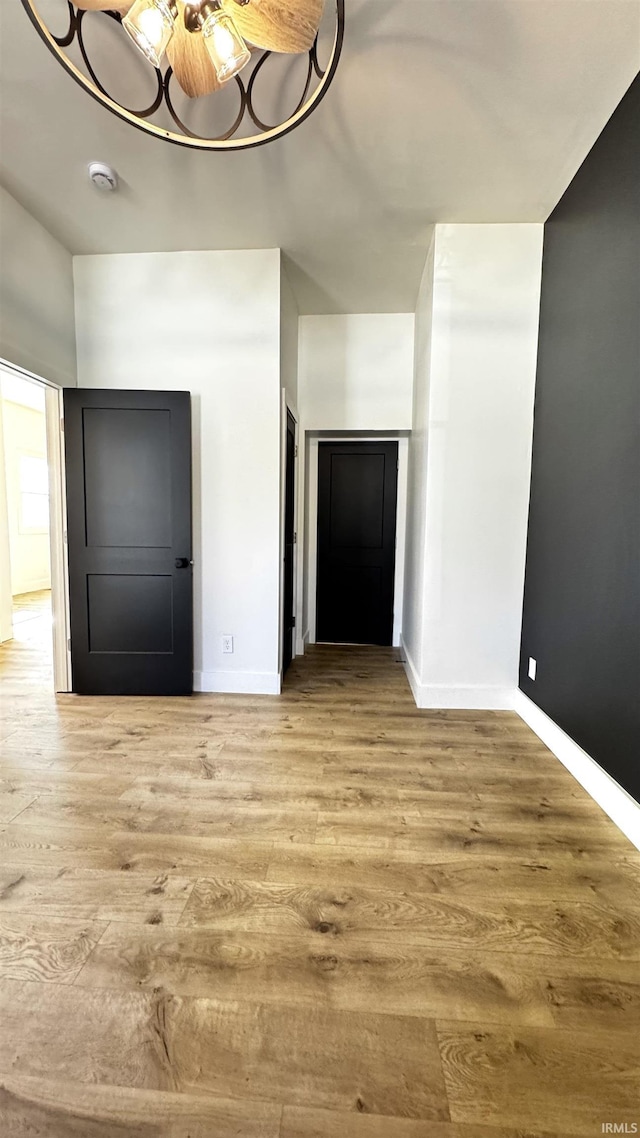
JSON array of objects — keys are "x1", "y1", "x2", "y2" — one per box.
[
  {"x1": 317, "y1": 441, "x2": 398, "y2": 646},
  {"x1": 298, "y1": 432, "x2": 409, "y2": 654},
  {"x1": 0, "y1": 372, "x2": 52, "y2": 662},
  {"x1": 0, "y1": 363, "x2": 70, "y2": 693},
  {"x1": 282, "y1": 407, "x2": 297, "y2": 676}
]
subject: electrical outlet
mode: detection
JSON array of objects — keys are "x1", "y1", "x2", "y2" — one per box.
[
  {"x1": 222, "y1": 635, "x2": 234, "y2": 654},
  {"x1": 528, "y1": 657, "x2": 537, "y2": 681}
]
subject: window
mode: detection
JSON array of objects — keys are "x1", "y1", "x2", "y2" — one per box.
[{"x1": 19, "y1": 455, "x2": 49, "y2": 533}]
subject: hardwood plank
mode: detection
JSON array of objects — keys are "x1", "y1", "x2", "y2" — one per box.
[
  {"x1": 73, "y1": 750, "x2": 338, "y2": 781},
  {"x1": 0, "y1": 914, "x2": 106, "y2": 983},
  {"x1": 0, "y1": 741, "x2": 83, "y2": 770},
  {"x1": 541, "y1": 956, "x2": 640, "y2": 1029},
  {"x1": 0, "y1": 865, "x2": 193, "y2": 925},
  {"x1": 0, "y1": 1073, "x2": 281, "y2": 1138},
  {"x1": 12, "y1": 793, "x2": 317, "y2": 843},
  {"x1": 0, "y1": 980, "x2": 449, "y2": 1119},
  {"x1": 0, "y1": 822, "x2": 274, "y2": 876},
  {"x1": 177, "y1": 876, "x2": 640, "y2": 958},
  {"x1": 119, "y1": 775, "x2": 397, "y2": 812},
  {"x1": 45, "y1": 728, "x2": 273, "y2": 754},
  {"x1": 342, "y1": 767, "x2": 589, "y2": 801},
  {"x1": 69, "y1": 742, "x2": 563, "y2": 781},
  {"x1": 473, "y1": 795, "x2": 609, "y2": 824},
  {"x1": 0, "y1": 721, "x2": 108, "y2": 745},
  {"x1": 74, "y1": 924, "x2": 555, "y2": 1027},
  {"x1": 280, "y1": 1107, "x2": 572, "y2": 1138},
  {"x1": 436, "y1": 1020, "x2": 640, "y2": 1134},
  {"x1": 0, "y1": 768, "x2": 135, "y2": 797},
  {"x1": 0, "y1": 791, "x2": 38, "y2": 823},
  {"x1": 119, "y1": 773, "x2": 593, "y2": 814},
  {"x1": 266, "y1": 842, "x2": 640, "y2": 904},
  {"x1": 314, "y1": 808, "x2": 630, "y2": 855}
]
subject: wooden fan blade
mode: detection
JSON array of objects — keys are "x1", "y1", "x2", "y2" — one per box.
[
  {"x1": 222, "y1": 0, "x2": 325, "y2": 54},
  {"x1": 165, "y1": 3, "x2": 222, "y2": 97},
  {"x1": 76, "y1": 0, "x2": 220, "y2": 96}
]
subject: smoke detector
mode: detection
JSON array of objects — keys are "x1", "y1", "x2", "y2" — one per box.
[{"x1": 88, "y1": 161, "x2": 118, "y2": 192}]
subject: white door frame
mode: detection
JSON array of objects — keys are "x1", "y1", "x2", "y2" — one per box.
[
  {"x1": 0, "y1": 357, "x2": 71, "y2": 692},
  {"x1": 279, "y1": 389, "x2": 299, "y2": 678},
  {"x1": 301, "y1": 432, "x2": 409, "y2": 649},
  {"x1": 0, "y1": 395, "x2": 13, "y2": 644}
]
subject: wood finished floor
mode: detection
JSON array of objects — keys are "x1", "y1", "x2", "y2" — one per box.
[{"x1": 0, "y1": 634, "x2": 639, "y2": 1137}]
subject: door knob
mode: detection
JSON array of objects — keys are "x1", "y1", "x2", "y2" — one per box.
[{"x1": 175, "y1": 557, "x2": 192, "y2": 568}]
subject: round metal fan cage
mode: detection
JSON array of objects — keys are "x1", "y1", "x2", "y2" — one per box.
[{"x1": 19, "y1": 0, "x2": 345, "y2": 149}]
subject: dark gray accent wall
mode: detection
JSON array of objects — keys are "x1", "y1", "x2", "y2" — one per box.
[{"x1": 520, "y1": 74, "x2": 640, "y2": 804}]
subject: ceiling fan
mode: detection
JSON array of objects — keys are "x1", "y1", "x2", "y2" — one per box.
[
  {"x1": 20, "y1": 0, "x2": 344, "y2": 148},
  {"x1": 75, "y1": 0, "x2": 326, "y2": 96}
]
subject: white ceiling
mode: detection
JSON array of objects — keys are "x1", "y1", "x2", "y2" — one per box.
[{"x1": 1, "y1": 0, "x2": 639, "y2": 313}]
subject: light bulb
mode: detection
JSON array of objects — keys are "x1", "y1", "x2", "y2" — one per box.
[
  {"x1": 123, "y1": 0, "x2": 177, "y2": 68},
  {"x1": 201, "y1": 8, "x2": 251, "y2": 83}
]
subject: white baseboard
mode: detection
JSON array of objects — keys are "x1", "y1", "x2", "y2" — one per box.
[
  {"x1": 419, "y1": 684, "x2": 514, "y2": 710},
  {"x1": 400, "y1": 636, "x2": 422, "y2": 704},
  {"x1": 399, "y1": 638, "x2": 513, "y2": 710},
  {"x1": 514, "y1": 690, "x2": 640, "y2": 852},
  {"x1": 194, "y1": 670, "x2": 281, "y2": 695},
  {"x1": 296, "y1": 629, "x2": 309, "y2": 657},
  {"x1": 13, "y1": 579, "x2": 51, "y2": 596}
]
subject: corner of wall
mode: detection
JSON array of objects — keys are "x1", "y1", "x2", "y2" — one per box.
[
  {"x1": 401, "y1": 233, "x2": 436, "y2": 682},
  {"x1": 0, "y1": 185, "x2": 77, "y2": 387},
  {"x1": 401, "y1": 636, "x2": 515, "y2": 710},
  {"x1": 403, "y1": 223, "x2": 543, "y2": 710},
  {"x1": 514, "y1": 690, "x2": 640, "y2": 852}
]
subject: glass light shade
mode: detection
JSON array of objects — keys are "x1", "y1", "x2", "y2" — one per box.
[
  {"x1": 201, "y1": 9, "x2": 251, "y2": 83},
  {"x1": 123, "y1": 0, "x2": 176, "y2": 68}
]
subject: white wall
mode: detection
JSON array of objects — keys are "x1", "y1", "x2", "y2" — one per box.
[
  {"x1": 402, "y1": 234, "x2": 435, "y2": 680},
  {"x1": 296, "y1": 314, "x2": 414, "y2": 650},
  {"x1": 296, "y1": 313, "x2": 414, "y2": 651},
  {"x1": 280, "y1": 266, "x2": 299, "y2": 412},
  {"x1": 0, "y1": 186, "x2": 76, "y2": 387},
  {"x1": 279, "y1": 264, "x2": 299, "y2": 670},
  {"x1": 298, "y1": 314, "x2": 414, "y2": 431},
  {"x1": 402, "y1": 223, "x2": 543, "y2": 708},
  {"x1": 74, "y1": 248, "x2": 283, "y2": 694}
]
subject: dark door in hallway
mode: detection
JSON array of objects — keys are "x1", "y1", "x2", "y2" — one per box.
[
  {"x1": 317, "y1": 441, "x2": 398, "y2": 646},
  {"x1": 63, "y1": 389, "x2": 193, "y2": 695},
  {"x1": 282, "y1": 409, "x2": 296, "y2": 675}
]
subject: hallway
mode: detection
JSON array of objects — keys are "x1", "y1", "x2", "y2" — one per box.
[
  {"x1": 0, "y1": 644, "x2": 638, "y2": 1135},
  {"x1": 2, "y1": 590, "x2": 52, "y2": 698},
  {"x1": 11, "y1": 589, "x2": 52, "y2": 647}
]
